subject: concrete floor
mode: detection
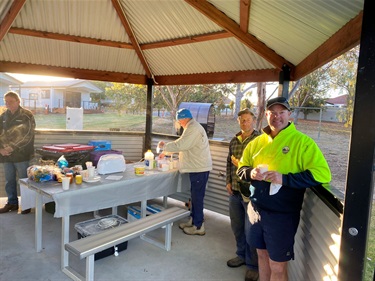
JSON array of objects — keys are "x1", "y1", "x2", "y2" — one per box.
[{"x1": 0, "y1": 197, "x2": 247, "y2": 281}]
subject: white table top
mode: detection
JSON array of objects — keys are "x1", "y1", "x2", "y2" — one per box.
[{"x1": 20, "y1": 163, "x2": 190, "y2": 217}]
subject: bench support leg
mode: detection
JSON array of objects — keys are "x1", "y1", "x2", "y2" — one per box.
[
  {"x1": 165, "y1": 223, "x2": 172, "y2": 251},
  {"x1": 62, "y1": 215, "x2": 70, "y2": 269},
  {"x1": 86, "y1": 255, "x2": 95, "y2": 281},
  {"x1": 140, "y1": 222, "x2": 173, "y2": 251}
]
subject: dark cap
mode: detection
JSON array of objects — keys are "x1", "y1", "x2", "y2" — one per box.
[
  {"x1": 266, "y1": 97, "x2": 291, "y2": 111},
  {"x1": 238, "y1": 108, "x2": 256, "y2": 118}
]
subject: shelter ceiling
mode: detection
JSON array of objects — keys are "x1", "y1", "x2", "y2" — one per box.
[{"x1": 0, "y1": 0, "x2": 364, "y2": 85}]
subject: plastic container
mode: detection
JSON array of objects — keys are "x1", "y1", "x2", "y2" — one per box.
[
  {"x1": 134, "y1": 165, "x2": 145, "y2": 176},
  {"x1": 90, "y1": 150, "x2": 123, "y2": 166},
  {"x1": 75, "y1": 214, "x2": 128, "y2": 260},
  {"x1": 144, "y1": 150, "x2": 154, "y2": 170},
  {"x1": 88, "y1": 140, "x2": 112, "y2": 151},
  {"x1": 75, "y1": 175, "x2": 82, "y2": 185}
]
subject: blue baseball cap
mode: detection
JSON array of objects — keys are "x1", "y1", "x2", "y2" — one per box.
[{"x1": 176, "y1": 108, "x2": 193, "y2": 120}]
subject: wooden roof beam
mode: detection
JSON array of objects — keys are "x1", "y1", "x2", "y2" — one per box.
[
  {"x1": 0, "y1": 61, "x2": 278, "y2": 85},
  {"x1": 141, "y1": 31, "x2": 231, "y2": 50},
  {"x1": 154, "y1": 69, "x2": 279, "y2": 85},
  {"x1": 111, "y1": 0, "x2": 153, "y2": 79},
  {"x1": 0, "y1": 0, "x2": 26, "y2": 41},
  {"x1": 9, "y1": 27, "x2": 231, "y2": 50},
  {"x1": 185, "y1": 0, "x2": 294, "y2": 72},
  {"x1": 240, "y1": 0, "x2": 251, "y2": 33},
  {"x1": 8, "y1": 27, "x2": 134, "y2": 49},
  {"x1": 0, "y1": 61, "x2": 147, "y2": 84}
]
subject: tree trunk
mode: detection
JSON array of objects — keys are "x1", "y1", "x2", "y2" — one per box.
[
  {"x1": 234, "y1": 84, "x2": 243, "y2": 118},
  {"x1": 256, "y1": 82, "x2": 266, "y2": 131}
]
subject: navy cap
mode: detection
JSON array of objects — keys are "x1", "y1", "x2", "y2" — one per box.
[
  {"x1": 176, "y1": 108, "x2": 193, "y2": 120},
  {"x1": 266, "y1": 97, "x2": 291, "y2": 111}
]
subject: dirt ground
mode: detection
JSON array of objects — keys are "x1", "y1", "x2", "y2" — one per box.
[{"x1": 154, "y1": 115, "x2": 350, "y2": 198}]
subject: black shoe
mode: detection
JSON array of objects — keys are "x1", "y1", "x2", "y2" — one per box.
[
  {"x1": 21, "y1": 208, "x2": 31, "y2": 214},
  {"x1": 0, "y1": 204, "x2": 19, "y2": 213},
  {"x1": 227, "y1": 256, "x2": 246, "y2": 268}
]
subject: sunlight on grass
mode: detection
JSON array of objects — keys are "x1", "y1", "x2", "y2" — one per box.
[
  {"x1": 364, "y1": 203, "x2": 375, "y2": 281},
  {"x1": 35, "y1": 112, "x2": 147, "y2": 131}
]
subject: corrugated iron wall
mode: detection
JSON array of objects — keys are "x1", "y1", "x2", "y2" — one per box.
[{"x1": 290, "y1": 188, "x2": 342, "y2": 280}]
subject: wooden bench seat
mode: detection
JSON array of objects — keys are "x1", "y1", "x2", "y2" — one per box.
[{"x1": 63, "y1": 206, "x2": 190, "y2": 281}]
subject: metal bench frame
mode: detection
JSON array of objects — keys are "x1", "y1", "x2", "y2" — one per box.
[{"x1": 64, "y1": 206, "x2": 190, "y2": 281}]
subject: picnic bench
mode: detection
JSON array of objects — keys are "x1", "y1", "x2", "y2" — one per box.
[{"x1": 63, "y1": 206, "x2": 190, "y2": 281}]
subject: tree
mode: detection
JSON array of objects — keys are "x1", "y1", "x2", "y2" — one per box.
[
  {"x1": 329, "y1": 46, "x2": 359, "y2": 126},
  {"x1": 153, "y1": 84, "x2": 235, "y2": 133},
  {"x1": 105, "y1": 83, "x2": 146, "y2": 115},
  {"x1": 289, "y1": 64, "x2": 332, "y2": 123},
  {"x1": 233, "y1": 83, "x2": 256, "y2": 117},
  {"x1": 90, "y1": 81, "x2": 111, "y2": 104},
  {"x1": 255, "y1": 82, "x2": 266, "y2": 130}
]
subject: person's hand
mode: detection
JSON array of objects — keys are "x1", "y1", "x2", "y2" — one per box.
[
  {"x1": 159, "y1": 153, "x2": 165, "y2": 159},
  {"x1": 226, "y1": 183, "x2": 233, "y2": 196},
  {"x1": 250, "y1": 167, "x2": 267, "y2": 181},
  {"x1": 0, "y1": 148, "x2": 11, "y2": 156},
  {"x1": 4, "y1": 146, "x2": 13, "y2": 153},
  {"x1": 230, "y1": 155, "x2": 239, "y2": 167},
  {"x1": 263, "y1": 171, "x2": 283, "y2": 185},
  {"x1": 157, "y1": 141, "x2": 165, "y2": 153}
]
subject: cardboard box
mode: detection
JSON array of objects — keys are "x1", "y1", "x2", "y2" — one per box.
[{"x1": 75, "y1": 214, "x2": 128, "y2": 260}]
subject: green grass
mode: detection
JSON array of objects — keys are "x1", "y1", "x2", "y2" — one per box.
[
  {"x1": 35, "y1": 112, "x2": 147, "y2": 131},
  {"x1": 365, "y1": 205, "x2": 375, "y2": 281}
]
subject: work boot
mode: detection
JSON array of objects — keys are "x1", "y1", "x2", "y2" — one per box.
[
  {"x1": 227, "y1": 256, "x2": 246, "y2": 268},
  {"x1": 179, "y1": 217, "x2": 193, "y2": 229},
  {"x1": 0, "y1": 204, "x2": 19, "y2": 213},
  {"x1": 21, "y1": 208, "x2": 31, "y2": 214},
  {"x1": 245, "y1": 269, "x2": 259, "y2": 281},
  {"x1": 183, "y1": 223, "x2": 205, "y2": 235}
]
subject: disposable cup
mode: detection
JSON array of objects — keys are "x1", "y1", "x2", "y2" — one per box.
[
  {"x1": 62, "y1": 177, "x2": 70, "y2": 190},
  {"x1": 88, "y1": 166, "x2": 96, "y2": 178},
  {"x1": 258, "y1": 164, "x2": 269, "y2": 174}
]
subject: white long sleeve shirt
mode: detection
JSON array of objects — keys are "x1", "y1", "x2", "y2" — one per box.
[{"x1": 164, "y1": 119, "x2": 212, "y2": 173}]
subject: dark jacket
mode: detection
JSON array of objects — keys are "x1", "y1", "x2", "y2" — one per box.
[{"x1": 0, "y1": 106, "x2": 35, "y2": 163}]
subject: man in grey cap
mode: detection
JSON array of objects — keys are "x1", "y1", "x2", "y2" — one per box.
[{"x1": 158, "y1": 108, "x2": 212, "y2": 235}]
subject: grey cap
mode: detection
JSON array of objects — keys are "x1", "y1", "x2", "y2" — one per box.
[{"x1": 238, "y1": 108, "x2": 256, "y2": 117}]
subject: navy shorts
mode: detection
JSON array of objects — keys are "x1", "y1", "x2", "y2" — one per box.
[{"x1": 249, "y1": 205, "x2": 300, "y2": 262}]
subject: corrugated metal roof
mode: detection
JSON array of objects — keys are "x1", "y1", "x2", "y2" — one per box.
[
  {"x1": 13, "y1": 0, "x2": 130, "y2": 42},
  {"x1": 123, "y1": 0, "x2": 223, "y2": 44},
  {"x1": 146, "y1": 37, "x2": 274, "y2": 76},
  {"x1": 0, "y1": 0, "x2": 364, "y2": 84},
  {"x1": 248, "y1": 0, "x2": 364, "y2": 65}
]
